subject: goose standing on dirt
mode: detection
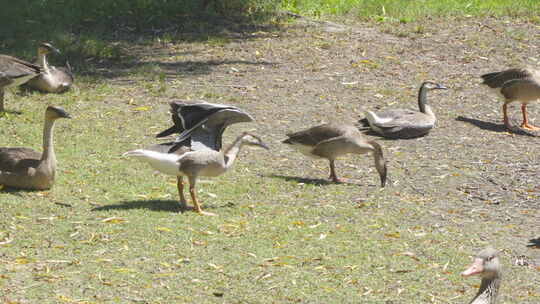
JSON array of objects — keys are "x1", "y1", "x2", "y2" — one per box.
[
  {"x1": 360, "y1": 81, "x2": 448, "y2": 139},
  {"x1": 0, "y1": 106, "x2": 71, "y2": 190},
  {"x1": 461, "y1": 247, "x2": 502, "y2": 304},
  {"x1": 25, "y1": 42, "x2": 74, "y2": 93},
  {"x1": 481, "y1": 68, "x2": 540, "y2": 131},
  {"x1": 124, "y1": 101, "x2": 268, "y2": 216},
  {"x1": 0, "y1": 53, "x2": 42, "y2": 112},
  {"x1": 282, "y1": 123, "x2": 387, "y2": 187}
]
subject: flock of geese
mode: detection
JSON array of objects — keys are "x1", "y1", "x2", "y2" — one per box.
[{"x1": 0, "y1": 41, "x2": 537, "y2": 303}]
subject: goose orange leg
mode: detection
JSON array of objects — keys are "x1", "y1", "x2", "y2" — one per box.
[
  {"x1": 176, "y1": 176, "x2": 188, "y2": 210},
  {"x1": 520, "y1": 103, "x2": 540, "y2": 131},
  {"x1": 188, "y1": 176, "x2": 217, "y2": 216},
  {"x1": 502, "y1": 103, "x2": 512, "y2": 130},
  {"x1": 329, "y1": 160, "x2": 342, "y2": 183}
]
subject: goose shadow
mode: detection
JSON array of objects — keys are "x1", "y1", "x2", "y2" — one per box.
[
  {"x1": 91, "y1": 199, "x2": 234, "y2": 213},
  {"x1": 456, "y1": 116, "x2": 539, "y2": 137},
  {"x1": 527, "y1": 237, "x2": 540, "y2": 249},
  {"x1": 267, "y1": 174, "x2": 359, "y2": 186}
]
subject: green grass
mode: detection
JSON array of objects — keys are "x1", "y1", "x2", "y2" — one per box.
[{"x1": 283, "y1": 0, "x2": 540, "y2": 22}]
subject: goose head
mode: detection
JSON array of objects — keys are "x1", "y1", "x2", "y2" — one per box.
[
  {"x1": 38, "y1": 42, "x2": 61, "y2": 56},
  {"x1": 421, "y1": 81, "x2": 448, "y2": 91},
  {"x1": 240, "y1": 132, "x2": 269, "y2": 150},
  {"x1": 45, "y1": 106, "x2": 71, "y2": 120},
  {"x1": 461, "y1": 247, "x2": 501, "y2": 279}
]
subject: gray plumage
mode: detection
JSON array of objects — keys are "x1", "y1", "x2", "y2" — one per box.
[
  {"x1": 156, "y1": 100, "x2": 254, "y2": 152},
  {"x1": 481, "y1": 67, "x2": 540, "y2": 130},
  {"x1": 0, "y1": 54, "x2": 42, "y2": 111},
  {"x1": 0, "y1": 106, "x2": 71, "y2": 190},
  {"x1": 283, "y1": 123, "x2": 387, "y2": 187},
  {"x1": 24, "y1": 43, "x2": 74, "y2": 93},
  {"x1": 461, "y1": 247, "x2": 502, "y2": 304},
  {"x1": 125, "y1": 102, "x2": 265, "y2": 216},
  {"x1": 361, "y1": 81, "x2": 447, "y2": 139}
]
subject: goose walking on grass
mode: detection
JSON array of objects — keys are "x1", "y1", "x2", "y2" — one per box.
[
  {"x1": 124, "y1": 101, "x2": 268, "y2": 216},
  {"x1": 282, "y1": 123, "x2": 387, "y2": 187},
  {"x1": 25, "y1": 42, "x2": 74, "y2": 93},
  {"x1": 481, "y1": 68, "x2": 540, "y2": 131},
  {"x1": 0, "y1": 54, "x2": 42, "y2": 112},
  {"x1": 360, "y1": 81, "x2": 448, "y2": 139},
  {"x1": 0, "y1": 106, "x2": 71, "y2": 190},
  {"x1": 461, "y1": 247, "x2": 502, "y2": 304}
]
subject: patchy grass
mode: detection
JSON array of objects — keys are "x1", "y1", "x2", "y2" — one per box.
[
  {"x1": 283, "y1": 0, "x2": 540, "y2": 22},
  {"x1": 1, "y1": 8, "x2": 540, "y2": 304}
]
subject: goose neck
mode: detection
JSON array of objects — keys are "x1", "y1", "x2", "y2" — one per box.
[
  {"x1": 469, "y1": 276, "x2": 501, "y2": 304},
  {"x1": 223, "y1": 135, "x2": 246, "y2": 169},
  {"x1": 41, "y1": 118, "x2": 56, "y2": 164}
]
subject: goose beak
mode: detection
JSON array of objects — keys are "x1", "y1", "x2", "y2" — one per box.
[
  {"x1": 436, "y1": 84, "x2": 448, "y2": 90},
  {"x1": 461, "y1": 258, "x2": 484, "y2": 277},
  {"x1": 52, "y1": 47, "x2": 61, "y2": 55}
]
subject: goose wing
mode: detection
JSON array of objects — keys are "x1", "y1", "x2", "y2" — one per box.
[
  {"x1": 284, "y1": 124, "x2": 348, "y2": 147},
  {"x1": 481, "y1": 68, "x2": 534, "y2": 88},
  {"x1": 0, "y1": 147, "x2": 41, "y2": 171},
  {"x1": 157, "y1": 101, "x2": 254, "y2": 152},
  {"x1": 0, "y1": 55, "x2": 41, "y2": 81}
]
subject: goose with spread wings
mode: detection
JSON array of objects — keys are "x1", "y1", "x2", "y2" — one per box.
[{"x1": 124, "y1": 101, "x2": 268, "y2": 216}]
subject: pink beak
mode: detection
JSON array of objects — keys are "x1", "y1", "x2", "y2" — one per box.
[{"x1": 461, "y1": 258, "x2": 484, "y2": 277}]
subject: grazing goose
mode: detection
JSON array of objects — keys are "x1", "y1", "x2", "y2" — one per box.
[
  {"x1": 361, "y1": 81, "x2": 448, "y2": 139},
  {"x1": 0, "y1": 54, "x2": 42, "y2": 112},
  {"x1": 25, "y1": 43, "x2": 74, "y2": 93},
  {"x1": 481, "y1": 68, "x2": 540, "y2": 131},
  {"x1": 282, "y1": 123, "x2": 387, "y2": 187},
  {"x1": 461, "y1": 247, "x2": 502, "y2": 304},
  {"x1": 0, "y1": 106, "x2": 71, "y2": 190},
  {"x1": 124, "y1": 101, "x2": 268, "y2": 216}
]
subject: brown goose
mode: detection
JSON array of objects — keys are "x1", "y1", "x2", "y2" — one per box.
[
  {"x1": 124, "y1": 101, "x2": 268, "y2": 216},
  {"x1": 0, "y1": 106, "x2": 71, "y2": 190},
  {"x1": 25, "y1": 43, "x2": 74, "y2": 93},
  {"x1": 282, "y1": 123, "x2": 387, "y2": 187},
  {"x1": 0, "y1": 54, "x2": 42, "y2": 112},
  {"x1": 461, "y1": 247, "x2": 502, "y2": 304},
  {"x1": 481, "y1": 68, "x2": 540, "y2": 131}
]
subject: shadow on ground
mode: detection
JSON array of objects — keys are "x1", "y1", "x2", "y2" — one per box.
[
  {"x1": 456, "y1": 116, "x2": 539, "y2": 137},
  {"x1": 91, "y1": 199, "x2": 235, "y2": 213},
  {"x1": 267, "y1": 174, "x2": 361, "y2": 186}
]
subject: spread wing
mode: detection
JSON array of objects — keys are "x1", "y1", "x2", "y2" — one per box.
[{"x1": 157, "y1": 101, "x2": 254, "y2": 152}]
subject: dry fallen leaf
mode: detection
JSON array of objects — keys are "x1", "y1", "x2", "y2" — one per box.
[
  {"x1": 133, "y1": 106, "x2": 151, "y2": 111},
  {"x1": 101, "y1": 217, "x2": 127, "y2": 224}
]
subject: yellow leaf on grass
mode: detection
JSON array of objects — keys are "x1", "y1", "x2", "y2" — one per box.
[
  {"x1": 101, "y1": 217, "x2": 127, "y2": 224},
  {"x1": 14, "y1": 257, "x2": 32, "y2": 264},
  {"x1": 385, "y1": 232, "x2": 401, "y2": 238},
  {"x1": 157, "y1": 227, "x2": 172, "y2": 232},
  {"x1": 134, "y1": 106, "x2": 151, "y2": 111}
]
